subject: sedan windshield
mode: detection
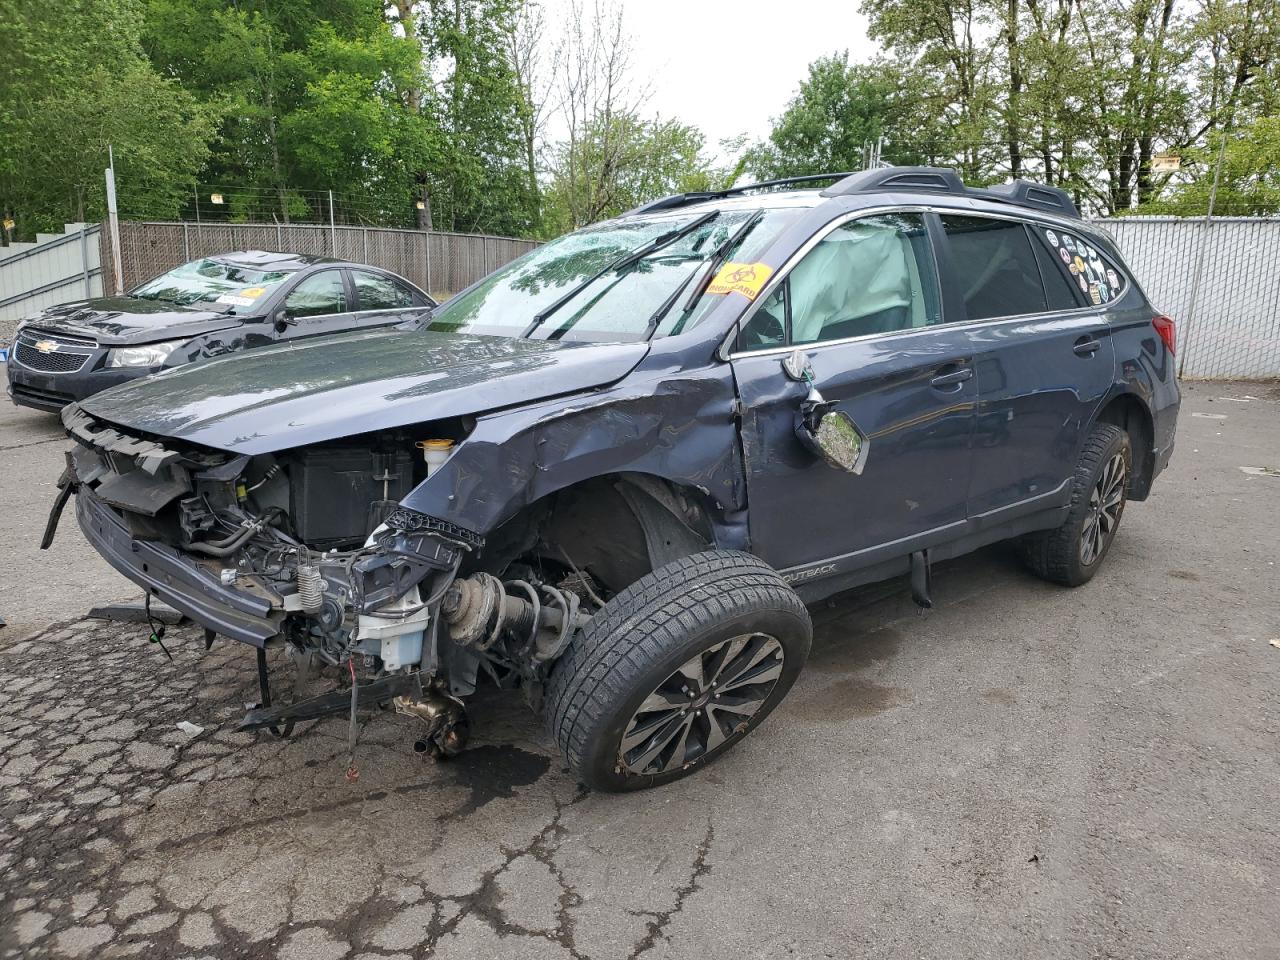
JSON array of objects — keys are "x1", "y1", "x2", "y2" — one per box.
[
  {"x1": 131, "y1": 259, "x2": 295, "y2": 312},
  {"x1": 426, "y1": 207, "x2": 803, "y2": 343}
]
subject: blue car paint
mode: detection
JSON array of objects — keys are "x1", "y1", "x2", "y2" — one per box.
[{"x1": 62, "y1": 187, "x2": 1179, "y2": 612}]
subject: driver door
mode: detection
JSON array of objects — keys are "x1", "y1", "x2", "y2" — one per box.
[
  {"x1": 730, "y1": 211, "x2": 977, "y2": 577},
  {"x1": 273, "y1": 269, "x2": 359, "y2": 341}
]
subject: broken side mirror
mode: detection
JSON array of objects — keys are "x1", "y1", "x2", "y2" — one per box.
[{"x1": 795, "y1": 405, "x2": 869, "y2": 475}]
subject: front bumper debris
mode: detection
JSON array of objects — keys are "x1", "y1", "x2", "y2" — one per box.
[{"x1": 76, "y1": 487, "x2": 283, "y2": 646}]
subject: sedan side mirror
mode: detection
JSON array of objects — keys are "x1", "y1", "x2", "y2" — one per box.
[{"x1": 273, "y1": 308, "x2": 294, "y2": 333}]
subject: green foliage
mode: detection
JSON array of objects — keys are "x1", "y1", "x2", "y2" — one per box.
[
  {"x1": 744, "y1": 52, "x2": 944, "y2": 180},
  {"x1": 543, "y1": 115, "x2": 717, "y2": 233},
  {"x1": 0, "y1": 0, "x2": 214, "y2": 239},
  {"x1": 1134, "y1": 116, "x2": 1280, "y2": 215},
  {"x1": 747, "y1": 0, "x2": 1280, "y2": 214},
  {"x1": 141, "y1": 0, "x2": 433, "y2": 226},
  {"x1": 415, "y1": 0, "x2": 538, "y2": 235}
]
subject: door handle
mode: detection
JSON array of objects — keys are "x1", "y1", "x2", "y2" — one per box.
[
  {"x1": 1073, "y1": 337, "x2": 1102, "y2": 357},
  {"x1": 930, "y1": 367, "x2": 973, "y2": 390}
]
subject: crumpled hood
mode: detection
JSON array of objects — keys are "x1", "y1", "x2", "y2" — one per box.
[
  {"x1": 78, "y1": 328, "x2": 648, "y2": 453},
  {"x1": 28, "y1": 297, "x2": 240, "y2": 345}
]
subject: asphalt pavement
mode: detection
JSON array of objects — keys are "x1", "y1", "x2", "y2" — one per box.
[{"x1": 1, "y1": 380, "x2": 1278, "y2": 959}]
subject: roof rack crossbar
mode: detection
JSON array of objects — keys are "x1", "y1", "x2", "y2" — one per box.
[
  {"x1": 820, "y1": 166, "x2": 1080, "y2": 219},
  {"x1": 622, "y1": 172, "x2": 857, "y2": 218}
]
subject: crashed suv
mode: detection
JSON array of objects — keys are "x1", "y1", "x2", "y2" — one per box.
[{"x1": 46, "y1": 168, "x2": 1179, "y2": 792}]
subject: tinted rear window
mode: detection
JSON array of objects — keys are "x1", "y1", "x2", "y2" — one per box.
[
  {"x1": 1031, "y1": 234, "x2": 1085, "y2": 310},
  {"x1": 940, "y1": 215, "x2": 1046, "y2": 320}
]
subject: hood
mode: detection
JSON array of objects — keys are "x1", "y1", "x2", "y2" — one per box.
[
  {"x1": 28, "y1": 297, "x2": 243, "y2": 345},
  {"x1": 78, "y1": 328, "x2": 648, "y2": 453}
]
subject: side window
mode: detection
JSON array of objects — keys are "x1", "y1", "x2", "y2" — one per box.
[
  {"x1": 1031, "y1": 231, "x2": 1085, "y2": 310},
  {"x1": 940, "y1": 215, "x2": 1046, "y2": 319},
  {"x1": 1038, "y1": 227, "x2": 1127, "y2": 306},
  {"x1": 738, "y1": 212, "x2": 940, "y2": 350},
  {"x1": 283, "y1": 271, "x2": 347, "y2": 318},
  {"x1": 352, "y1": 270, "x2": 416, "y2": 310}
]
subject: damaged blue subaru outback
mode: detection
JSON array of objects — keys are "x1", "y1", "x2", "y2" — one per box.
[{"x1": 45, "y1": 168, "x2": 1179, "y2": 791}]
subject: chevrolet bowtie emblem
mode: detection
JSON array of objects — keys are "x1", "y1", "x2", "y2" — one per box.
[{"x1": 33, "y1": 340, "x2": 59, "y2": 354}]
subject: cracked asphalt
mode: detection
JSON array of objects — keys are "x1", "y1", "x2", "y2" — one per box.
[{"x1": 2, "y1": 380, "x2": 1279, "y2": 959}]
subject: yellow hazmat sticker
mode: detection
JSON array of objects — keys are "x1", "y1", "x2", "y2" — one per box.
[
  {"x1": 707, "y1": 262, "x2": 773, "y2": 301},
  {"x1": 239, "y1": 286, "x2": 268, "y2": 298}
]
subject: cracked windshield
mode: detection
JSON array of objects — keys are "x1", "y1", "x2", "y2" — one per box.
[{"x1": 426, "y1": 207, "x2": 801, "y2": 342}]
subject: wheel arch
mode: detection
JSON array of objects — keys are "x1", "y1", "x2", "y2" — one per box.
[
  {"x1": 1092, "y1": 389, "x2": 1156, "y2": 500},
  {"x1": 470, "y1": 471, "x2": 750, "y2": 596}
]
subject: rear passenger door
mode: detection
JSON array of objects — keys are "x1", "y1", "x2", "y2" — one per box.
[
  {"x1": 731, "y1": 211, "x2": 977, "y2": 576},
  {"x1": 936, "y1": 215, "x2": 1116, "y2": 519},
  {"x1": 350, "y1": 270, "x2": 434, "y2": 328}
]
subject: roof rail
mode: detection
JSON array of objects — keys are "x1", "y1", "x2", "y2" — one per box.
[
  {"x1": 821, "y1": 166, "x2": 1080, "y2": 219},
  {"x1": 622, "y1": 172, "x2": 856, "y2": 217}
]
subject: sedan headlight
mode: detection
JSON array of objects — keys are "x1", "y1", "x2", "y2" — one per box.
[{"x1": 107, "y1": 340, "x2": 187, "y2": 368}]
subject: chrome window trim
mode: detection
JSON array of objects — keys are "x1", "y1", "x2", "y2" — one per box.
[{"x1": 719, "y1": 204, "x2": 1122, "y2": 361}]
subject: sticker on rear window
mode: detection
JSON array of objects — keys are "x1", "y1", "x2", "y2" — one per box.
[
  {"x1": 1045, "y1": 229, "x2": 1058, "y2": 247},
  {"x1": 707, "y1": 262, "x2": 773, "y2": 301}
]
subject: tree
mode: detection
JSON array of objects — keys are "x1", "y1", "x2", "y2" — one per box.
[
  {"x1": 1135, "y1": 115, "x2": 1280, "y2": 214},
  {"x1": 0, "y1": 0, "x2": 214, "y2": 240},
  {"x1": 544, "y1": 114, "x2": 715, "y2": 230},
  {"x1": 142, "y1": 0, "x2": 431, "y2": 225},
  {"x1": 408, "y1": 0, "x2": 540, "y2": 235},
  {"x1": 744, "y1": 52, "x2": 945, "y2": 180}
]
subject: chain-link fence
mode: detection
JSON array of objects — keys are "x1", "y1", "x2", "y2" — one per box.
[
  {"x1": 100, "y1": 221, "x2": 540, "y2": 300},
  {"x1": 1090, "y1": 216, "x2": 1280, "y2": 380}
]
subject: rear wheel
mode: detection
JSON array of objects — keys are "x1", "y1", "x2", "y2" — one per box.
[
  {"x1": 546, "y1": 551, "x2": 811, "y2": 792},
  {"x1": 1020, "y1": 422, "x2": 1130, "y2": 586}
]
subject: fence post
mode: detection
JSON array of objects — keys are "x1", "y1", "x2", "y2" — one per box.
[
  {"x1": 80, "y1": 225, "x2": 91, "y2": 297},
  {"x1": 425, "y1": 230, "x2": 433, "y2": 295},
  {"x1": 277, "y1": 222, "x2": 283, "y2": 251},
  {"x1": 363, "y1": 228, "x2": 368, "y2": 263},
  {"x1": 328, "y1": 190, "x2": 337, "y2": 255},
  {"x1": 182, "y1": 222, "x2": 190, "y2": 261}
]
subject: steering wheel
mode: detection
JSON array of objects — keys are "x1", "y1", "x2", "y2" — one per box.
[{"x1": 741, "y1": 308, "x2": 785, "y2": 349}]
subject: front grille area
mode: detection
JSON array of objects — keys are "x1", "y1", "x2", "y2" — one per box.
[
  {"x1": 22, "y1": 328, "x2": 97, "y2": 348},
  {"x1": 14, "y1": 329, "x2": 96, "y2": 373},
  {"x1": 15, "y1": 341, "x2": 91, "y2": 372},
  {"x1": 10, "y1": 383, "x2": 75, "y2": 408}
]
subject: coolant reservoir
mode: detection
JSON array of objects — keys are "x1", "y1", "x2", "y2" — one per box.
[
  {"x1": 417, "y1": 439, "x2": 454, "y2": 476},
  {"x1": 357, "y1": 587, "x2": 429, "y2": 671}
]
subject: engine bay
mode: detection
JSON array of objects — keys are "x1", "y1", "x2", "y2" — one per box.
[{"x1": 57, "y1": 404, "x2": 596, "y2": 758}]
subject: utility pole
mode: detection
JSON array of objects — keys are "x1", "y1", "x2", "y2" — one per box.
[
  {"x1": 1179, "y1": 130, "x2": 1229, "y2": 378},
  {"x1": 104, "y1": 146, "x2": 125, "y2": 295}
]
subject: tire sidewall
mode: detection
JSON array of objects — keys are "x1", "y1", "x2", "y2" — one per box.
[
  {"x1": 579, "y1": 605, "x2": 810, "y2": 792},
  {"x1": 1066, "y1": 428, "x2": 1131, "y2": 583}
]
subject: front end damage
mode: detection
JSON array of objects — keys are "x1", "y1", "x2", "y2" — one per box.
[{"x1": 53, "y1": 404, "x2": 593, "y2": 758}]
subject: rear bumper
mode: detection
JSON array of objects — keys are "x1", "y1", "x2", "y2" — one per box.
[{"x1": 76, "y1": 488, "x2": 283, "y2": 647}]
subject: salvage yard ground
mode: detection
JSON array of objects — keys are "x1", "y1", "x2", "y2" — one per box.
[{"x1": 1, "y1": 380, "x2": 1278, "y2": 960}]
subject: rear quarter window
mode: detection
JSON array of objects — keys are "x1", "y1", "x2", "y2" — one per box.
[{"x1": 1038, "y1": 227, "x2": 1127, "y2": 306}]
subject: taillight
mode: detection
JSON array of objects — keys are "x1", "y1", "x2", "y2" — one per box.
[{"x1": 1152, "y1": 314, "x2": 1176, "y2": 355}]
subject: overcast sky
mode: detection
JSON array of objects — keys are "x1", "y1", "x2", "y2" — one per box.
[{"x1": 537, "y1": 0, "x2": 882, "y2": 158}]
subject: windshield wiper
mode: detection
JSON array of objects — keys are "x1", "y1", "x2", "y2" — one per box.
[
  {"x1": 520, "y1": 210, "x2": 720, "y2": 338},
  {"x1": 640, "y1": 208, "x2": 765, "y2": 340}
]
